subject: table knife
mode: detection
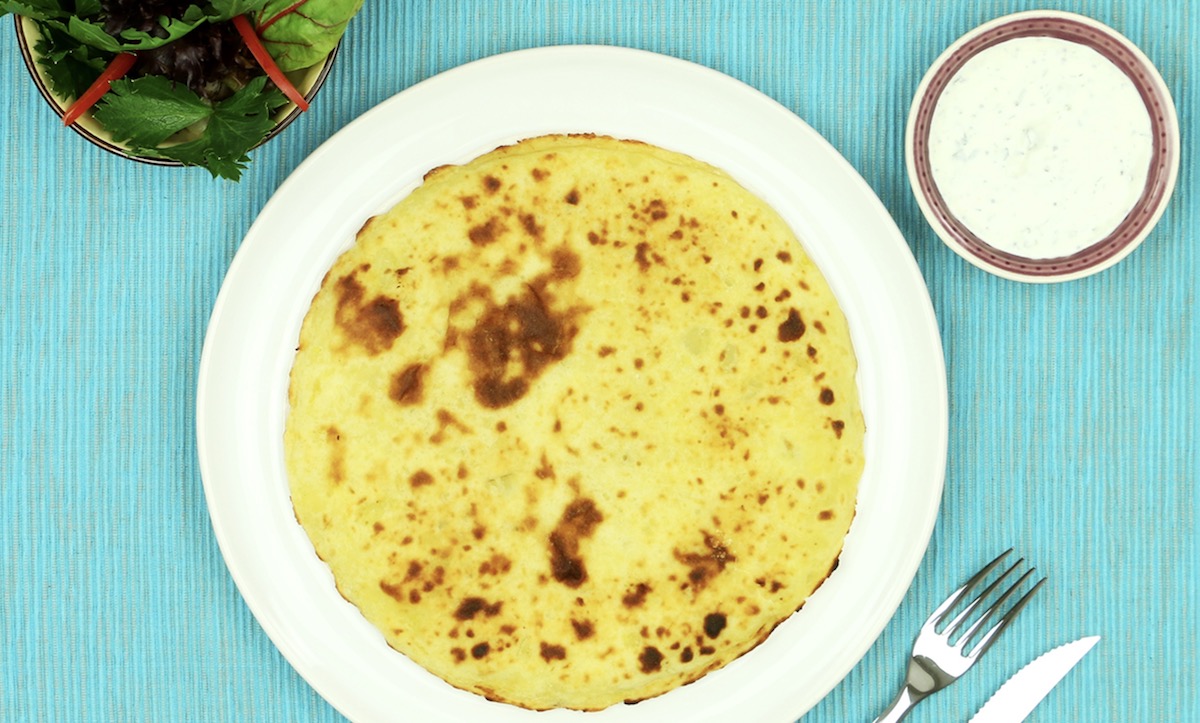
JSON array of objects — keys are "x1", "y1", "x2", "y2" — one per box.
[{"x1": 969, "y1": 635, "x2": 1100, "y2": 722}]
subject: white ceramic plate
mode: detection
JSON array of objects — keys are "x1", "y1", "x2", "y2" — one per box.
[{"x1": 197, "y1": 46, "x2": 947, "y2": 722}]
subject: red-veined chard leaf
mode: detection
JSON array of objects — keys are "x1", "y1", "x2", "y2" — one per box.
[{"x1": 252, "y1": 0, "x2": 363, "y2": 72}]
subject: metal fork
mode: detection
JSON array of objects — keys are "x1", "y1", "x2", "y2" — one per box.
[{"x1": 872, "y1": 550, "x2": 1045, "y2": 722}]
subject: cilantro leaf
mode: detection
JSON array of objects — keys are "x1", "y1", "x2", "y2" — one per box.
[
  {"x1": 93, "y1": 75, "x2": 286, "y2": 181},
  {"x1": 203, "y1": 77, "x2": 285, "y2": 156},
  {"x1": 92, "y1": 76, "x2": 213, "y2": 146},
  {"x1": 150, "y1": 137, "x2": 247, "y2": 180}
]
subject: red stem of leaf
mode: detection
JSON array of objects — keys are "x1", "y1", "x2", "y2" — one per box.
[
  {"x1": 257, "y1": 0, "x2": 311, "y2": 34},
  {"x1": 62, "y1": 52, "x2": 137, "y2": 127},
  {"x1": 232, "y1": 14, "x2": 309, "y2": 112}
]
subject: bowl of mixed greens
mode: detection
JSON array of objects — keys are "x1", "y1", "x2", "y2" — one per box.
[{"x1": 7, "y1": 1, "x2": 363, "y2": 180}]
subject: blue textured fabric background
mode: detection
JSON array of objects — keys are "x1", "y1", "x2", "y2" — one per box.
[{"x1": 1, "y1": 1, "x2": 1195, "y2": 721}]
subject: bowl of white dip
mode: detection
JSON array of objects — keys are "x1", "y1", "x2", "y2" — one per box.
[{"x1": 906, "y1": 10, "x2": 1179, "y2": 282}]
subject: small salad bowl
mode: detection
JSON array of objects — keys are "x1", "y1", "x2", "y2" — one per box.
[{"x1": 14, "y1": 15, "x2": 338, "y2": 169}]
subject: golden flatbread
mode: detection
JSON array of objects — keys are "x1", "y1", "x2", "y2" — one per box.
[{"x1": 283, "y1": 134, "x2": 864, "y2": 710}]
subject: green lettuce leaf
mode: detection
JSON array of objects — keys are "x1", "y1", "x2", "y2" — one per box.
[
  {"x1": 20, "y1": 2, "x2": 269, "y2": 51},
  {"x1": 253, "y1": 0, "x2": 363, "y2": 72},
  {"x1": 54, "y1": 9, "x2": 210, "y2": 52},
  {"x1": 0, "y1": 0, "x2": 71, "y2": 20},
  {"x1": 206, "y1": 0, "x2": 270, "y2": 21}
]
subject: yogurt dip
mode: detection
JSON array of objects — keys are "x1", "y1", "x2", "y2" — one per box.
[{"x1": 928, "y1": 36, "x2": 1152, "y2": 259}]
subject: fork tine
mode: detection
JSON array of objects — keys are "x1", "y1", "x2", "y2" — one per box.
[
  {"x1": 943, "y1": 557, "x2": 1026, "y2": 637},
  {"x1": 955, "y1": 567, "x2": 1036, "y2": 644},
  {"x1": 923, "y1": 549, "x2": 1013, "y2": 630},
  {"x1": 967, "y1": 575, "x2": 1046, "y2": 659}
]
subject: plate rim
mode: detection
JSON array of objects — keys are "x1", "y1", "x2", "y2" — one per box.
[{"x1": 197, "y1": 44, "x2": 948, "y2": 722}]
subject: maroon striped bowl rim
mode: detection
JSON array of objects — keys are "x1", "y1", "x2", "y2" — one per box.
[{"x1": 906, "y1": 11, "x2": 1179, "y2": 281}]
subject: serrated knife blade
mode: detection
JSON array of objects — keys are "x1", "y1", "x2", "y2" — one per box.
[{"x1": 969, "y1": 636, "x2": 1100, "y2": 723}]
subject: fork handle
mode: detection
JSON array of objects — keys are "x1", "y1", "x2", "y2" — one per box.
[{"x1": 872, "y1": 685, "x2": 927, "y2": 723}]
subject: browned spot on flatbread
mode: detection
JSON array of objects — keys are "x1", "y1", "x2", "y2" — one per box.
[
  {"x1": 638, "y1": 646, "x2": 664, "y2": 673},
  {"x1": 674, "y1": 532, "x2": 736, "y2": 591},
  {"x1": 778, "y1": 308, "x2": 806, "y2": 342},
  {"x1": 642, "y1": 199, "x2": 669, "y2": 221},
  {"x1": 622, "y1": 582, "x2": 651, "y2": 608},
  {"x1": 634, "y1": 242, "x2": 653, "y2": 272},
  {"x1": 410, "y1": 470, "x2": 433, "y2": 488},
  {"x1": 479, "y1": 554, "x2": 512, "y2": 576},
  {"x1": 389, "y1": 363, "x2": 425, "y2": 406},
  {"x1": 539, "y1": 642, "x2": 567, "y2": 662},
  {"x1": 565, "y1": 188, "x2": 580, "y2": 205},
  {"x1": 703, "y1": 612, "x2": 727, "y2": 639},
  {"x1": 454, "y1": 597, "x2": 503, "y2": 621},
  {"x1": 334, "y1": 271, "x2": 404, "y2": 355},
  {"x1": 531, "y1": 168, "x2": 549, "y2": 181},
  {"x1": 482, "y1": 175, "x2": 501, "y2": 194},
  {"x1": 464, "y1": 282, "x2": 580, "y2": 409},
  {"x1": 548, "y1": 498, "x2": 604, "y2": 588},
  {"x1": 431, "y1": 409, "x2": 472, "y2": 444},
  {"x1": 819, "y1": 387, "x2": 835, "y2": 405},
  {"x1": 520, "y1": 213, "x2": 544, "y2": 240},
  {"x1": 535, "y1": 453, "x2": 556, "y2": 480},
  {"x1": 471, "y1": 642, "x2": 490, "y2": 659},
  {"x1": 468, "y1": 217, "x2": 504, "y2": 246},
  {"x1": 379, "y1": 580, "x2": 405, "y2": 602},
  {"x1": 549, "y1": 246, "x2": 581, "y2": 279},
  {"x1": 325, "y1": 426, "x2": 344, "y2": 484},
  {"x1": 571, "y1": 618, "x2": 595, "y2": 640}
]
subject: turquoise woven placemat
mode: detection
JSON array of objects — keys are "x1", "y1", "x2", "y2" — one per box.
[{"x1": 1, "y1": 1, "x2": 1195, "y2": 720}]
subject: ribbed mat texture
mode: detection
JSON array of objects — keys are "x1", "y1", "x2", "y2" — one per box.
[{"x1": 1, "y1": 1, "x2": 1195, "y2": 720}]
